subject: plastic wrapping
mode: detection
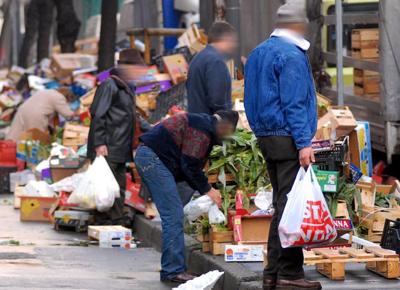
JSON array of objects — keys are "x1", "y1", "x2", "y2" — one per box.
[{"x1": 67, "y1": 156, "x2": 120, "y2": 212}]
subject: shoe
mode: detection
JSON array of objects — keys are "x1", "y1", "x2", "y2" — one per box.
[
  {"x1": 276, "y1": 279, "x2": 322, "y2": 290},
  {"x1": 263, "y1": 277, "x2": 277, "y2": 290},
  {"x1": 166, "y1": 272, "x2": 197, "y2": 284}
]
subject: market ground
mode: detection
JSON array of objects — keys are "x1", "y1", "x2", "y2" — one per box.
[
  {"x1": 0, "y1": 194, "x2": 169, "y2": 290},
  {"x1": 1, "y1": 194, "x2": 400, "y2": 290}
]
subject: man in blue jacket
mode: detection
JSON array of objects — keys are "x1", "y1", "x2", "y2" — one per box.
[
  {"x1": 186, "y1": 21, "x2": 237, "y2": 114},
  {"x1": 244, "y1": 1, "x2": 320, "y2": 290}
]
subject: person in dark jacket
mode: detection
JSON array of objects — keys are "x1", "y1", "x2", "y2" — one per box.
[
  {"x1": 135, "y1": 110, "x2": 239, "y2": 284},
  {"x1": 244, "y1": 1, "x2": 321, "y2": 290},
  {"x1": 87, "y1": 65, "x2": 136, "y2": 225},
  {"x1": 186, "y1": 21, "x2": 238, "y2": 115}
]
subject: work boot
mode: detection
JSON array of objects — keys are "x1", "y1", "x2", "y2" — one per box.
[
  {"x1": 263, "y1": 277, "x2": 277, "y2": 290},
  {"x1": 276, "y1": 279, "x2": 322, "y2": 290}
]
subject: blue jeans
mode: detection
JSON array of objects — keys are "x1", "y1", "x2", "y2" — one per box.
[{"x1": 134, "y1": 145, "x2": 186, "y2": 280}]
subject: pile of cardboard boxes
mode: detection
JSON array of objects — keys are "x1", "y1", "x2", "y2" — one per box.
[{"x1": 314, "y1": 102, "x2": 400, "y2": 246}]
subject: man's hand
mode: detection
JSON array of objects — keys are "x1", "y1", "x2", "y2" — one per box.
[
  {"x1": 207, "y1": 187, "x2": 222, "y2": 207},
  {"x1": 299, "y1": 146, "x2": 315, "y2": 168},
  {"x1": 95, "y1": 145, "x2": 108, "y2": 157}
]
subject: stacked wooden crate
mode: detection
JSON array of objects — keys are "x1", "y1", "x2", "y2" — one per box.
[
  {"x1": 208, "y1": 226, "x2": 234, "y2": 255},
  {"x1": 351, "y1": 28, "x2": 380, "y2": 101},
  {"x1": 62, "y1": 123, "x2": 90, "y2": 148}
]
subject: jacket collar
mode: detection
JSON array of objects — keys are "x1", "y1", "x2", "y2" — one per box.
[{"x1": 270, "y1": 28, "x2": 310, "y2": 51}]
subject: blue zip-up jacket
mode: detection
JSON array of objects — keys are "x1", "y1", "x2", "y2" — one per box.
[{"x1": 244, "y1": 36, "x2": 317, "y2": 149}]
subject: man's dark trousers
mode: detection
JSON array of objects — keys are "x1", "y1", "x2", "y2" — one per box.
[
  {"x1": 258, "y1": 136, "x2": 304, "y2": 280},
  {"x1": 95, "y1": 161, "x2": 126, "y2": 225}
]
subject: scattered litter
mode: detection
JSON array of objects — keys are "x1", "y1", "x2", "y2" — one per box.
[{"x1": 172, "y1": 270, "x2": 224, "y2": 290}]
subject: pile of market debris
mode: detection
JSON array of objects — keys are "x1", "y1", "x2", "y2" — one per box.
[
  {"x1": 0, "y1": 26, "x2": 209, "y2": 248},
  {"x1": 0, "y1": 24, "x2": 399, "y2": 281}
]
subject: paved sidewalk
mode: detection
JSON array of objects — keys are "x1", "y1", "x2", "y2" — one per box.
[{"x1": 0, "y1": 195, "x2": 169, "y2": 290}]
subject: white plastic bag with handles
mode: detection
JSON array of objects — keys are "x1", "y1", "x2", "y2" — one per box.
[
  {"x1": 278, "y1": 167, "x2": 337, "y2": 248},
  {"x1": 184, "y1": 195, "x2": 225, "y2": 224},
  {"x1": 68, "y1": 156, "x2": 120, "y2": 212}
]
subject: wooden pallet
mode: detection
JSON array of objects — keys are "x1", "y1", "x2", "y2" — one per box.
[{"x1": 304, "y1": 247, "x2": 399, "y2": 280}]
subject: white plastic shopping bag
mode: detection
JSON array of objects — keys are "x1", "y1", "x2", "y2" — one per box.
[
  {"x1": 184, "y1": 195, "x2": 225, "y2": 224},
  {"x1": 184, "y1": 195, "x2": 213, "y2": 222},
  {"x1": 278, "y1": 167, "x2": 337, "y2": 248},
  {"x1": 208, "y1": 204, "x2": 226, "y2": 224},
  {"x1": 68, "y1": 156, "x2": 120, "y2": 212}
]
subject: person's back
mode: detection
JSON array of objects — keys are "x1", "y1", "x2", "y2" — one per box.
[
  {"x1": 186, "y1": 21, "x2": 237, "y2": 115},
  {"x1": 245, "y1": 35, "x2": 317, "y2": 149},
  {"x1": 7, "y1": 89, "x2": 74, "y2": 141}
]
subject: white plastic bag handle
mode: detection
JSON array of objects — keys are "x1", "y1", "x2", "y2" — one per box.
[{"x1": 287, "y1": 167, "x2": 306, "y2": 198}]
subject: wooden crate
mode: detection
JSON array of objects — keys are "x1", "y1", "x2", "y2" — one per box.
[
  {"x1": 63, "y1": 123, "x2": 90, "y2": 147},
  {"x1": 209, "y1": 241, "x2": 230, "y2": 256},
  {"x1": 304, "y1": 247, "x2": 399, "y2": 280},
  {"x1": 202, "y1": 242, "x2": 210, "y2": 253},
  {"x1": 360, "y1": 207, "x2": 400, "y2": 243},
  {"x1": 209, "y1": 227, "x2": 234, "y2": 243},
  {"x1": 335, "y1": 200, "x2": 350, "y2": 219},
  {"x1": 354, "y1": 69, "x2": 380, "y2": 94},
  {"x1": 351, "y1": 29, "x2": 379, "y2": 59},
  {"x1": 208, "y1": 226, "x2": 234, "y2": 256}
]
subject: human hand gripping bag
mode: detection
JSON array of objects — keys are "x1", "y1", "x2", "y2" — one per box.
[{"x1": 278, "y1": 166, "x2": 337, "y2": 248}]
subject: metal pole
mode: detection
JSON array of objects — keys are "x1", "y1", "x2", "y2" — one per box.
[
  {"x1": 225, "y1": 0, "x2": 241, "y2": 67},
  {"x1": 335, "y1": 0, "x2": 344, "y2": 105}
]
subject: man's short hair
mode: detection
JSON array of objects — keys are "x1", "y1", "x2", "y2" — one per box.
[
  {"x1": 215, "y1": 110, "x2": 239, "y2": 130},
  {"x1": 208, "y1": 21, "x2": 237, "y2": 43}
]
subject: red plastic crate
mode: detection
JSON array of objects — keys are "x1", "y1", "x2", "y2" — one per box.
[{"x1": 0, "y1": 140, "x2": 17, "y2": 166}]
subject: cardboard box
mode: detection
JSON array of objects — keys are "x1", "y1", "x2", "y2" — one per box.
[
  {"x1": 233, "y1": 215, "x2": 272, "y2": 244},
  {"x1": 177, "y1": 24, "x2": 207, "y2": 53},
  {"x1": 50, "y1": 167, "x2": 78, "y2": 183},
  {"x1": 88, "y1": 225, "x2": 132, "y2": 242},
  {"x1": 315, "y1": 112, "x2": 333, "y2": 140},
  {"x1": 162, "y1": 54, "x2": 189, "y2": 85},
  {"x1": 14, "y1": 185, "x2": 24, "y2": 209},
  {"x1": 313, "y1": 167, "x2": 339, "y2": 193},
  {"x1": 99, "y1": 240, "x2": 132, "y2": 249},
  {"x1": 51, "y1": 53, "x2": 96, "y2": 79},
  {"x1": 20, "y1": 196, "x2": 57, "y2": 222},
  {"x1": 224, "y1": 245, "x2": 264, "y2": 262},
  {"x1": 328, "y1": 106, "x2": 357, "y2": 138},
  {"x1": 349, "y1": 121, "x2": 373, "y2": 177}
]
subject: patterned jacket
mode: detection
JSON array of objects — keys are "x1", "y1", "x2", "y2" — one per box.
[{"x1": 139, "y1": 113, "x2": 217, "y2": 194}]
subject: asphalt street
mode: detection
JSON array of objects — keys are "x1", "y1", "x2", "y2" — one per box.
[{"x1": 0, "y1": 195, "x2": 170, "y2": 290}]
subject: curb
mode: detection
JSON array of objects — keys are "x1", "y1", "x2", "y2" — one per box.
[{"x1": 133, "y1": 214, "x2": 262, "y2": 290}]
